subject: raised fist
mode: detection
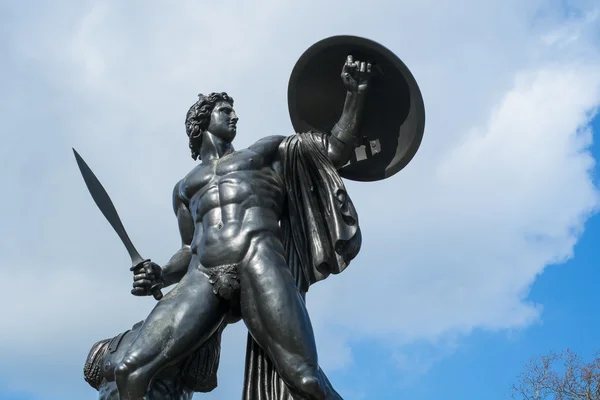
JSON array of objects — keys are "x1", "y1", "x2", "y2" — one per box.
[{"x1": 341, "y1": 55, "x2": 372, "y2": 94}]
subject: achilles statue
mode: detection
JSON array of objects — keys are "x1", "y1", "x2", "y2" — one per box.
[{"x1": 80, "y1": 36, "x2": 425, "y2": 399}]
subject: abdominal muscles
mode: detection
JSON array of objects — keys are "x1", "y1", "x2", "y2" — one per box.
[{"x1": 190, "y1": 169, "x2": 284, "y2": 268}]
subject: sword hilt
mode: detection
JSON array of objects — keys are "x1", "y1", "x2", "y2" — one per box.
[{"x1": 131, "y1": 259, "x2": 164, "y2": 301}]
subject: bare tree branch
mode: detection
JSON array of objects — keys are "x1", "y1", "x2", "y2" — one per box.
[{"x1": 510, "y1": 349, "x2": 600, "y2": 400}]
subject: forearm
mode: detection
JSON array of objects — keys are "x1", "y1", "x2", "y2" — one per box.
[
  {"x1": 328, "y1": 91, "x2": 367, "y2": 167},
  {"x1": 160, "y1": 245, "x2": 191, "y2": 287}
]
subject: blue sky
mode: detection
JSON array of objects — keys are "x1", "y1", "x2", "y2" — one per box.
[
  {"x1": 1, "y1": 0, "x2": 599, "y2": 399},
  {"x1": 326, "y1": 118, "x2": 600, "y2": 400}
]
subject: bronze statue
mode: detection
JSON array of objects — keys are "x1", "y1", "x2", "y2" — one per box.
[{"x1": 77, "y1": 36, "x2": 425, "y2": 400}]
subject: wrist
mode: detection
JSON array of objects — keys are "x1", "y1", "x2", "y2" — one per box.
[
  {"x1": 345, "y1": 89, "x2": 366, "y2": 102},
  {"x1": 342, "y1": 91, "x2": 366, "y2": 118}
]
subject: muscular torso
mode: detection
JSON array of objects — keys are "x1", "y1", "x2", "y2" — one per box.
[{"x1": 179, "y1": 136, "x2": 286, "y2": 268}]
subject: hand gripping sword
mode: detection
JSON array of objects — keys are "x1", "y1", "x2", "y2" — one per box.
[{"x1": 72, "y1": 149, "x2": 164, "y2": 300}]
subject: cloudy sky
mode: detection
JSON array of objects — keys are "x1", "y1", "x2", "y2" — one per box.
[{"x1": 1, "y1": 0, "x2": 600, "y2": 399}]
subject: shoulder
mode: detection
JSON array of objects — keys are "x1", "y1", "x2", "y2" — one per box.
[
  {"x1": 248, "y1": 135, "x2": 287, "y2": 155},
  {"x1": 172, "y1": 179, "x2": 188, "y2": 211},
  {"x1": 172, "y1": 179, "x2": 183, "y2": 198}
]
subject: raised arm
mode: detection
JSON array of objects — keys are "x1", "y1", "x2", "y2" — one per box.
[
  {"x1": 131, "y1": 180, "x2": 194, "y2": 296},
  {"x1": 327, "y1": 56, "x2": 372, "y2": 169}
]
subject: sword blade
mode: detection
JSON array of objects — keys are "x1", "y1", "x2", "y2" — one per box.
[{"x1": 72, "y1": 148, "x2": 145, "y2": 267}]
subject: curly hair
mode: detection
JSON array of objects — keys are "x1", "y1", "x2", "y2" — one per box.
[{"x1": 185, "y1": 92, "x2": 234, "y2": 160}]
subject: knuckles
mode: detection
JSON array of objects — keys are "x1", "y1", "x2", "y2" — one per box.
[
  {"x1": 341, "y1": 56, "x2": 372, "y2": 88},
  {"x1": 130, "y1": 262, "x2": 162, "y2": 296}
]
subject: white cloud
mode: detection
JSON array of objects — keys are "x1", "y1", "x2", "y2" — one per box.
[
  {"x1": 1, "y1": 0, "x2": 599, "y2": 398},
  {"x1": 313, "y1": 63, "x2": 600, "y2": 342}
]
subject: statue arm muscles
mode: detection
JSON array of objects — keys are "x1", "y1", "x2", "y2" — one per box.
[
  {"x1": 160, "y1": 181, "x2": 194, "y2": 287},
  {"x1": 327, "y1": 91, "x2": 367, "y2": 169}
]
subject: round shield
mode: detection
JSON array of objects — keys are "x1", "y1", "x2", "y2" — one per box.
[{"x1": 288, "y1": 35, "x2": 426, "y2": 182}]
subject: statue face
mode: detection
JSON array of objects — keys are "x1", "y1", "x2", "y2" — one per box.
[{"x1": 207, "y1": 101, "x2": 238, "y2": 143}]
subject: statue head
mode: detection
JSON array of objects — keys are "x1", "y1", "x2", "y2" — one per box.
[{"x1": 185, "y1": 92, "x2": 236, "y2": 160}]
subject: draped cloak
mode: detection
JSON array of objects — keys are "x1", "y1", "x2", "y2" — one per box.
[{"x1": 240, "y1": 131, "x2": 362, "y2": 399}]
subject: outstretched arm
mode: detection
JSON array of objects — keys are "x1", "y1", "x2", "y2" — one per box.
[{"x1": 327, "y1": 56, "x2": 371, "y2": 169}]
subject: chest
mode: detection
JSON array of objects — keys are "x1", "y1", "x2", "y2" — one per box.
[{"x1": 181, "y1": 150, "x2": 269, "y2": 199}]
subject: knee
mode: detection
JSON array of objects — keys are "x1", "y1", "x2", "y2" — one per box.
[
  {"x1": 114, "y1": 356, "x2": 149, "y2": 391},
  {"x1": 286, "y1": 367, "x2": 327, "y2": 399},
  {"x1": 298, "y1": 375, "x2": 326, "y2": 399},
  {"x1": 114, "y1": 356, "x2": 135, "y2": 381}
]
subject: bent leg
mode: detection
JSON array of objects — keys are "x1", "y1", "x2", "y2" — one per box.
[
  {"x1": 240, "y1": 237, "x2": 341, "y2": 400},
  {"x1": 115, "y1": 267, "x2": 227, "y2": 400}
]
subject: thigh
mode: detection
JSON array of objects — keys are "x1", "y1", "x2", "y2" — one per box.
[
  {"x1": 239, "y1": 237, "x2": 319, "y2": 371},
  {"x1": 124, "y1": 267, "x2": 228, "y2": 368}
]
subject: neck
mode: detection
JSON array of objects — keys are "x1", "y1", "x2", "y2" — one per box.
[{"x1": 200, "y1": 131, "x2": 233, "y2": 161}]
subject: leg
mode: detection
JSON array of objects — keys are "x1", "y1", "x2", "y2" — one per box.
[
  {"x1": 115, "y1": 267, "x2": 228, "y2": 400},
  {"x1": 239, "y1": 236, "x2": 341, "y2": 400}
]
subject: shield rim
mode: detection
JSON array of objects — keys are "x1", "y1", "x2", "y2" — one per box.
[{"x1": 287, "y1": 35, "x2": 426, "y2": 182}]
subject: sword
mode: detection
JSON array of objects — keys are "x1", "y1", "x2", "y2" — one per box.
[{"x1": 72, "y1": 148, "x2": 164, "y2": 300}]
